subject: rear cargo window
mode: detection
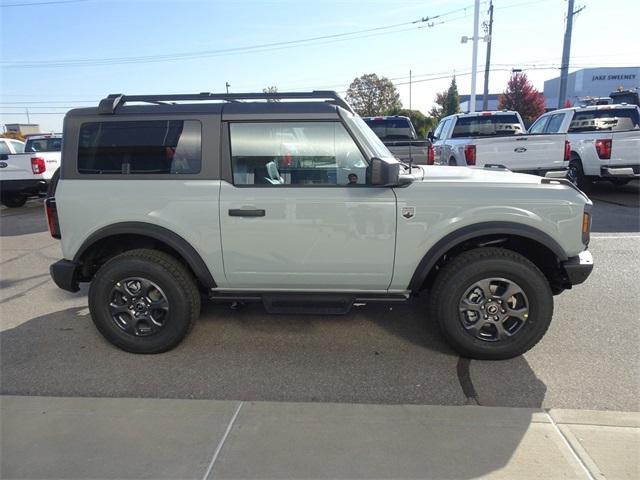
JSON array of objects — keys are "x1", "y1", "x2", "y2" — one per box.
[
  {"x1": 451, "y1": 114, "x2": 523, "y2": 138},
  {"x1": 78, "y1": 120, "x2": 201, "y2": 175},
  {"x1": 568, "y1": 109, "x2": 640, "y2": 132},
  {"x1": 362, "y1": 118, "x2": 415, "y2": 140}
]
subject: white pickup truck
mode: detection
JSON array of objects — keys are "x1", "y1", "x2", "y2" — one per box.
[
  {"x1": 0, "y1": 133, "x2": 62, "y2": 207},
  {"x1": 0, "y1": 138, "x2": 25, "y2": 155},
  {"x1": 429, "y1": 111, "x2": 569, "y2": 175},
  {"x1": 527, "y1": 104, "x2": 640, "y2": 190}
]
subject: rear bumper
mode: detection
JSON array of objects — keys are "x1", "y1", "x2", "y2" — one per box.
[
  {"x1": 0, "y1": 179, "x2": 47, "y2": 196},
  {"x1": 601, "y1": 165, "x2": 640, "y2": 178},
  {"x1": 561, "y1": 250, "x2": 593, "y2": 286},
  {"x1": 50, "y1": 259, "x2": 81, "y2": 293}
]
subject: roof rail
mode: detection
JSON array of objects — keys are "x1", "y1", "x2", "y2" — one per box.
[{"x1": 97, "y1": 90, "x2": 354, "y2": 115}]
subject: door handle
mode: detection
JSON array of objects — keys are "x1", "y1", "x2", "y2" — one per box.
[{"x1": 229, "y1": 209, "x2": 265, "y2": 217}]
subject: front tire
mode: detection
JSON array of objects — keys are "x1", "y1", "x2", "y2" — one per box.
[
  {"x1": 429, "y1": 247, "x2": 553, "y2": 360},
  {"x1": 88, "y1": 249, "x2": 201, "y2": 353},
  {"x1": 1, "y1": 194, "x2": 27, "y2": 208}
]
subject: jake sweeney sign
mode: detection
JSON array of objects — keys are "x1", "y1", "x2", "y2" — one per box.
[{"x1": 592, "y1": 73, "x2": 637, "y2": 81}]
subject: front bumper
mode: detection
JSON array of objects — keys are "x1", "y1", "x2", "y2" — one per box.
[
  {"x1": 561, "y1": 250, "x2": 593, "y2": 286},
  {"x1": 50, "y1": 259, "x2": 81, "y2": 293}
]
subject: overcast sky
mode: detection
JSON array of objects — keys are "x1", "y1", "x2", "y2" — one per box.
[{"x1": 1, "y1": 0, "x2": 639, "y2": 131}]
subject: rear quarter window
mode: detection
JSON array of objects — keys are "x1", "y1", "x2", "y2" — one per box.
[{"x1": 77, "y1": 120, "x2": 202, "y2": 175}]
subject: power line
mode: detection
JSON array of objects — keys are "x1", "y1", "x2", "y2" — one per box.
[{"x1": 0, "y1": 0, "x2": 87, "y2": 7}]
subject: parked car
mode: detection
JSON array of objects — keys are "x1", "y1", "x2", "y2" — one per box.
[
  {"x1": 429, "y1": 111, "x2": 569, "y2": 175},
  {"x1": 362, "y1": 115, "x2": 433, "y2": 164},
  {"x1": 528, "y1": 104, "x2": 640, "y2": 189},
  {"x1": 0, "y1": 137, "x2": 25, "y2": 155},
  {"x1": 0, "y1": 134, "x2": 62, "y2": 207},
  {"x1": 47, "y1": 91, "x2": 593, "y2": 360}
]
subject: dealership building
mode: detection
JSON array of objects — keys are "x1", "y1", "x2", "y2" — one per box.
[{"x1": 543, "y1": 66, "x2": 639, "y2": 108}]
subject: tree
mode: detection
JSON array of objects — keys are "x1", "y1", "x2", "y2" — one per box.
[
  {"x1": 345, "y1": 73, "x2": 401, "y2": 116},
  {"x1": 563, "y1": 99, "x2": 573, "y2": 108},
  {"x1": 429, "y1": 77, "x2": 460, "y2": 119},
  {"x1": 498, "y1": 73, "x2": 546, "y2": 125},
  {"x1": 0, "y1": 131, "x2": 25, "y2": 141},
  {"x1": 388, "y1": 108, "x2": 436, "y2": 138},
  {"x1": 262, "y1": 86, "x2": 279, "y2": 102}
]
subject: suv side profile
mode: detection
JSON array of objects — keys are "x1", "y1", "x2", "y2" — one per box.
[{"x1": 47, "y1": 91, "x2": 594, "y2": 359}]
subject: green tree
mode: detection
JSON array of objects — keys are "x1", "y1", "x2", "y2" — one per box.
[
  {"x1": 346, "y1": 73, "x2": 402, "y2": 116},
  {"x1": 262, "y1": 86, "x2": 280, "y2": 102},
  {"x1": 429, "y1": 77, "x2": 460, "y2": 120}
]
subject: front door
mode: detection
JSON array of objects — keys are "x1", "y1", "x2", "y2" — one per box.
[{"x1": 219, "y1": 121, "x2": 397, "y2": 291}]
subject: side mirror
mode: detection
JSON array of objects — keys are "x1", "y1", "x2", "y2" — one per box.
[
  {"x1": 0, "y1": 154, "x2": 8, "y2": 161},
  {"x1": 369, "y1": 157, "x2": 401, "y2": 186},
  {"x1": 427, "y1": 131, "x2": 435, "y2": 141}
]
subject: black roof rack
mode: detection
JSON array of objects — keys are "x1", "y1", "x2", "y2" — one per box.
[{"x1": 97, "y1": 91, "x2": 354, "y2": 115}]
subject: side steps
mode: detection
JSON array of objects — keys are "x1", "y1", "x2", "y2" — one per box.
[{"x1": 263, "y1": 294, "x2": 354, "y2": 315}]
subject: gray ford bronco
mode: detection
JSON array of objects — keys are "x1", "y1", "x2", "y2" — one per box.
[{"x1": 47, "y1": 91, "x2": 593, "y2": 359}]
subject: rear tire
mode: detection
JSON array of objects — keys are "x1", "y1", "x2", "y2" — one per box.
[
  {"x1": 609, "y1": 178, "x2": 631, "y2": 187},
  {"x1": 568, "y1": 156, "x2": 591, "y2": 192},
  {"x1": 1, "y1": 194, "x2": 27, "y2": 208},
  {"x1": 429, "y1": 247, "x2": 553, "y2": 360},
  {"x1": 449, "y1": 157, "x2": 457, "y2": 166},
  {"x1": 88, "y1": 249, "x2": 201, "y2": 353}
]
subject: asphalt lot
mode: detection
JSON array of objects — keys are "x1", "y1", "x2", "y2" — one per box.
[{"x1": 1, "y1": 181, "x2": 638, "y2": 411}]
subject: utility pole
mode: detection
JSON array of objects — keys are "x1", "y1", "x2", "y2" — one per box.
[
  {"x1": 482, "y1": 1, "x2": 494, "y2": 111},
  {"x1": 225, "y1": 82, "x2": 230, "y2": 94},
  {"x1": 469, "y1": 0, "x2": 481, "y2": 112},
  {"x1": 409, "y1": 69, "x2": 412, "y2": 111},
  {"x1": 558, "y1": 1, "x2": 585, "y2": 108},
  {"x1": 25, "y1": 108, "x2": 30, "y2": 123}
]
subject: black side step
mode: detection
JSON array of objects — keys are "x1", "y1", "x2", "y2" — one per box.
[{"x1": 263, "y1": 294, "x2": 355, "y2": 315}]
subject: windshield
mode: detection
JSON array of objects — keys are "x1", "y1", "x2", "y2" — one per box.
[
  {"x1": 363, "y1": 117, "x2": 415, "y2": 140},
  {"x1": 25, "y1": 137, "x2": 62, "y2": 152},
  {"x1": 451, "y1": 114, "x2": 523, "y2": 138},
  {"x1": 568, "y1": 108, "x2": 640, "y2": 132},
  {"x1": 342, "y1": 112, "x2": 394, "y2": 159}
]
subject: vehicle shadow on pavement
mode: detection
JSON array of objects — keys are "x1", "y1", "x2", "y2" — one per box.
[
  {"x1": 0, "y1": 202, "x2": 48, "y2": 237},
  {"x1": 589, "y1": 180, "x2": 640, "y2": 233},
  {"x1": 1, "y1": 305, "x2": 549, "y2": 479}
]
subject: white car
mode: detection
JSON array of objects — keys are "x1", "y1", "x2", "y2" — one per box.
[
  {"x1": 528, "y1": 105, "x2": 640, "y2": 189},
  {"x1": 429, "y1": 111, "x2": 569, "y2": 175}
]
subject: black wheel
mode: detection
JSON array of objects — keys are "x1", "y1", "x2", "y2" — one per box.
[
  {"x1": 429, "y1": 247, "x2": 553, "y2": 360},
  {"x1": 567, "y1": 156, "x2": 591, "y2": 192},
  {"x1": 88, "y1": 249, "x2": 201, "y2": 353},
  {"x1": 449, "y1": 157, "x2": 457, "y2": 166},
  {"x1": 609, "y1": 178, "x2": 631, "y2": 187},
  {"x1": 1, "y1": 194, "x2": 27, "y2": 208}
]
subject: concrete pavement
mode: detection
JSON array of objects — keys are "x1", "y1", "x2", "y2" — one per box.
[{"x1": 1, "y1": 395, "x2": 638, "y2": 480}]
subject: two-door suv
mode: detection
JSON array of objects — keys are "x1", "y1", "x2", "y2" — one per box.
[{"x1": 47, "y1": 91, "x2": 593, "y2": 359}]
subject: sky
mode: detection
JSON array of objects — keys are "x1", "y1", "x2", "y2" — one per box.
[{"x1": 1, "y1": 0, "x2": 639, "y2": 132}]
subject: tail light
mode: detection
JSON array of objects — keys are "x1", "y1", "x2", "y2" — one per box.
[
  {"x1": 45, "y1": 198, "x2": 61, "y2": 239},
  {"x1": 595, "y1": 139, "x2": 611, "y2": 160},
  {"x1": 427, "y1": 144, "x2": 435, "y2": 165},
  {"x1": 564, "y1": 140, "x2": 571, "y2": 161},
  {"x1": 464, "y1": 145, "x2": 476, "y2": 165},
  {"x1": 31, "y1": 157, "x2": 46, "y2": 174}
]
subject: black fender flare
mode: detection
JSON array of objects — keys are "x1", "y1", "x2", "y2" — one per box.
[
  {"x1": 408, "y1": 221, "x2": 568, "y2": 292},
  {"x1": 74, "y1": 222, "x2": 216, "y2": 288}
]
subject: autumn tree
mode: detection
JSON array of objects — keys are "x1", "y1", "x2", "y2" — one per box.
[
  {"x1": 498, "y1": 73, "x2": 546, "y2": 125},
  {"x1": 429, "y1": 77, "x2": 460, "y2": 119},
  {"x1": 346, "y1": 73, "x2": 402, "y2": 116},
  {"x1": 0, "y1": 131, "x2": 25, "y2": 141}
]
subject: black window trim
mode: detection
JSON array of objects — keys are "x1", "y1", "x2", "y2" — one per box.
[{"x1": 221, "y1": 118, "x2": 382, "y2": 189}]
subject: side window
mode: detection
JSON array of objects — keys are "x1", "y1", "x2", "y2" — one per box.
[
  {"x1": 434, "y1": 119, "x2": 450, "y2": 140},
  {"x1": 230, "y1": 122, "x2": 367, "y2": 186},
  {"x1": 78, "y1": 120, "x2": 201, "y2": 175},
  {"x1": 544, "y1": 114, "x2": 565, "y2": 134},
  {"x1": 10, "y1": 141, "x2": 25, "y2": 153},
  {"x1": 0, "y1": 142, "x2": 9, "y2": 155},
  {"x1": 528, "y1": 116, "x2": 549, "y2": 134}
]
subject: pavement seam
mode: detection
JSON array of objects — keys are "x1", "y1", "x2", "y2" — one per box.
[
  {"x1": 202, "y1": 401, "x2": 244, "y2": 480},
  {"x1": 545, "y1": 410, "x2": 597, "y2": 480}
]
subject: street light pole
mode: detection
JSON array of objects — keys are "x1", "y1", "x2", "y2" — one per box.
[
  {"x1": 482, "y1": 1, "x2": 494, "y2": 111},
  {"x1": 225, "y1": 82, "x2": 230, "y2": 94},
  {"x1": 469, "y1": 0, "x2": 480, "y2": 113}
]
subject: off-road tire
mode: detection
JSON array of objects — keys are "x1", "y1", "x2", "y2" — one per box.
[
  {"x1": 429, "y1": 247, "x2": 554, "y2": 360},
  {"x1": 1, "y1": 194, "x2": 27, "y2": 208},
  {"x1": 88, "y1": 249, "x2": 201, "y2": 353}
]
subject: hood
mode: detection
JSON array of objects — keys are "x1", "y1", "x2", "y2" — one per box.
[{"x1": 407, "y1": 165, "x2": 543, "y2": 185}]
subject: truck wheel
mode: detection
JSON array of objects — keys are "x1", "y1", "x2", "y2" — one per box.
[
  {"x1": 1, "y1": 194, "x2": 27, "y2": 208},
  {"x1": 567, "y1": 156, "x2": 590, "y2": 192},
  {"x1": 88, "y1": 249, "x2": 201, "y2": 354},
  {"x1": 449, "y1": 157, "x2": 457, "y2": 166},
  {"x1": 609, "y1": 178, "x2": 631, "y2": 187},
  {"x1": 429, "y1": 247, "x2": 553, "y2": 360}
]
